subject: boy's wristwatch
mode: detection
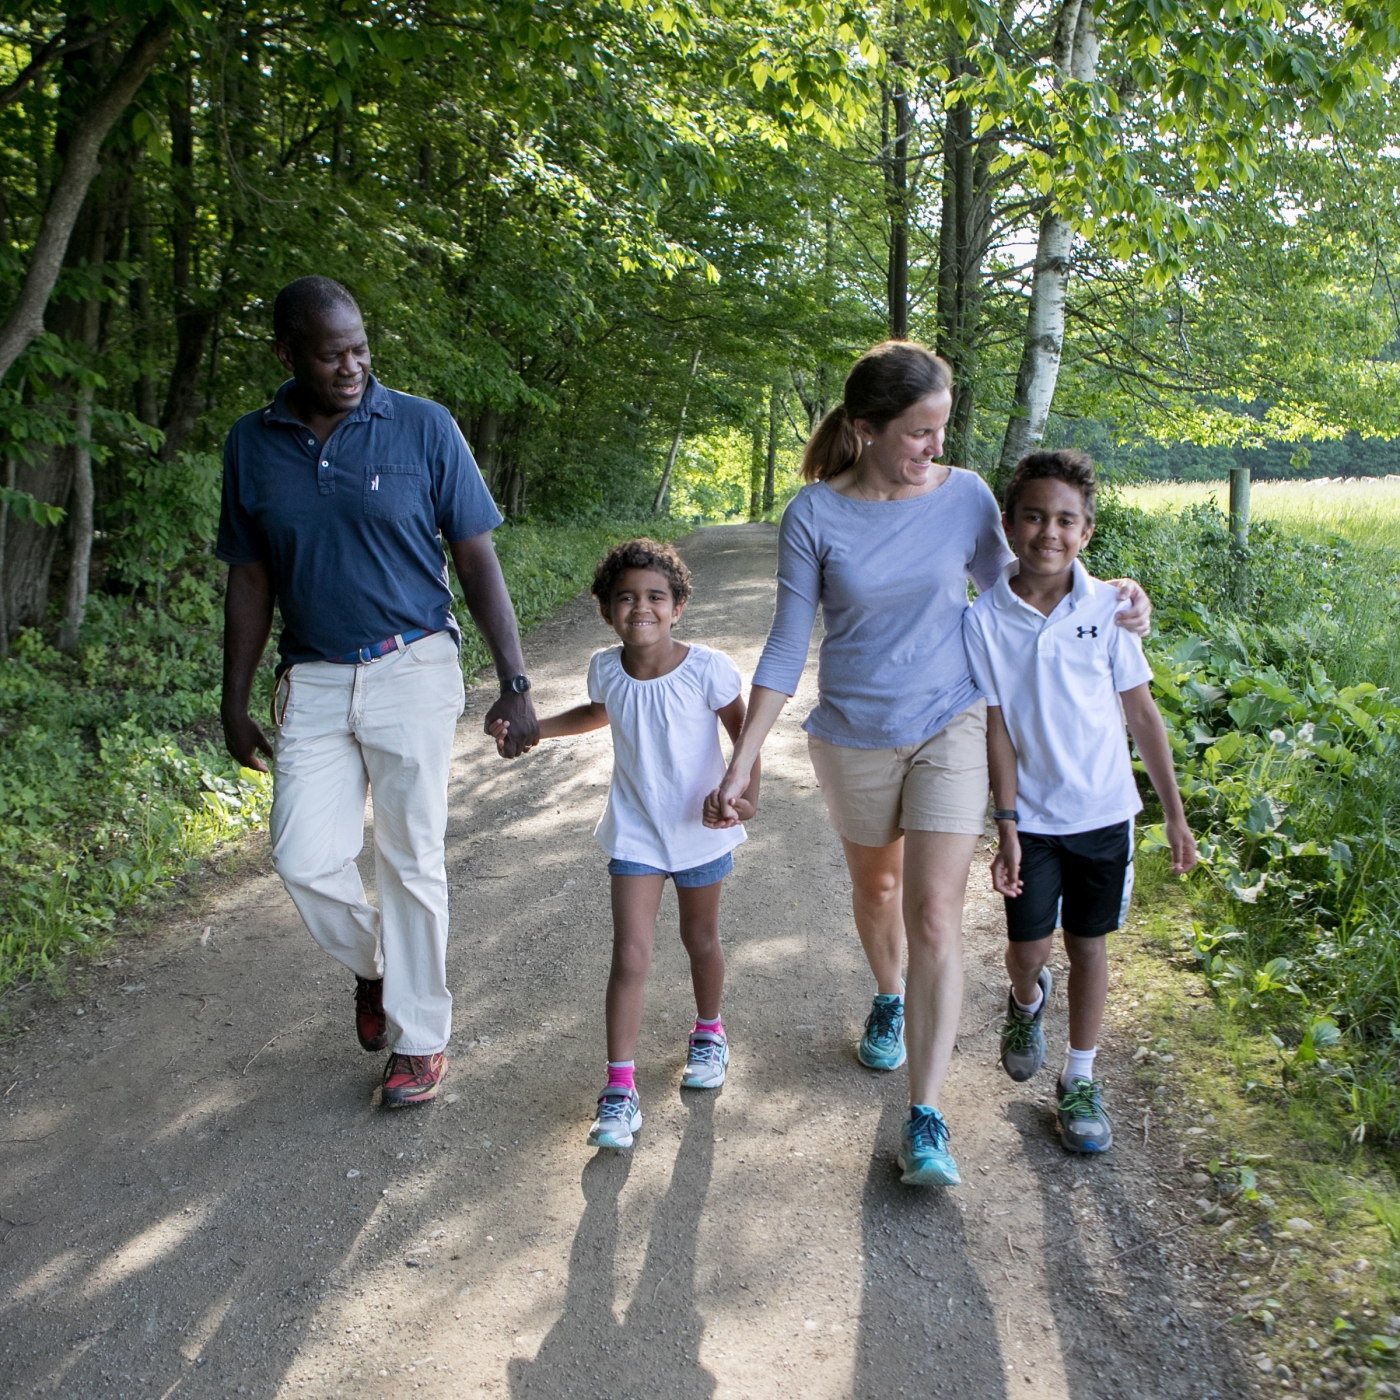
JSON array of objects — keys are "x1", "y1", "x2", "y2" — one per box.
[
  {"x1": 992, "y1": 809, "x2": 1019, "y2": 823},
  {"x1": 502, "y1": 674, "x2": 531, "y2": 694}
]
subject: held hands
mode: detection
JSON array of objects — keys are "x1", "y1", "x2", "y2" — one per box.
[
  {"x1": 1166, "y1": 813, "x2": 1198, "y2": 875},
  {"x1": 990, "y1": 826, "x2": 1022, "y2": 899},
  {"x1": 484, "y1": 689, "x2": 539, "y2": 758},
  {"x1": 703, "y1": 764, "x2": 757, "y2": 828}
]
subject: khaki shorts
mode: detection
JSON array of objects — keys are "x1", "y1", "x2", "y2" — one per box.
[{"x1": 807, "y1": 700, "x2": 989, "y2": 847}]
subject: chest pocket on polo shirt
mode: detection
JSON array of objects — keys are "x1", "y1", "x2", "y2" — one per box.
[{"x1": 364, "y1": 463, "x2": 426, "y2": 521}]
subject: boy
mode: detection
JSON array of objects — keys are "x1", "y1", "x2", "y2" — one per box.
[{"x1": 962, "y1": 450, "x2": 1196, "y2": 1152}]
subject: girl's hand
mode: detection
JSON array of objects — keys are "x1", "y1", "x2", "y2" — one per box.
[
  {"x1": 990, "y1": 830, "x2": 1023, "y2": 898},
  {"x1": 1107, "y1": 578, "x2": 1152, "y2": 636},
  {"x1": 488, "y1": 718, "x2": 511, "y2": 757},
  {"x1": 704, "y1": 761, "x2": 755, "y2": 828}
]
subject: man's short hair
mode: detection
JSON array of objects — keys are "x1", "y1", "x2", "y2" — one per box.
[
  {"x1": 1003, "y1": 448, "x2": 1098, "y2": 526},
  {"x1": 591, "y1": 538, "x2": 692, "y2": 612},
  {"x1": 273, "y1": 276, "x2": 361, "y2": 348}
]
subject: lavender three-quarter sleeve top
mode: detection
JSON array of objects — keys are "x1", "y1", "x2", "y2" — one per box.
[{"x1": 751, "y1": 469, "x2": 1014, "y2": 750}]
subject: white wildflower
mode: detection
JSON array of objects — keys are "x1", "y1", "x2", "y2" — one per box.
[{"x1": 1269, "y1": 729, "x2": 1286, "y2": 744}]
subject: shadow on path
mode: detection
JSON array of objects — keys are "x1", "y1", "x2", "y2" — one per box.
[
  {"x1": 852, "y1": 1093, "x2": 1007, "y2": 1400},
  {"x1": 509, "y1": 1094, "x2": 717, "y2": 1400}
]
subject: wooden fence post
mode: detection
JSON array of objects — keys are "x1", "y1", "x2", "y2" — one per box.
[{"x1": 1229, "y1": 464, "x2": 1250, "y2": 607}]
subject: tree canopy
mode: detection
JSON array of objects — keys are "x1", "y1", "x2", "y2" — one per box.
[{"x1": 1, "y1": 0, "x2": 1398, "y2": 651}]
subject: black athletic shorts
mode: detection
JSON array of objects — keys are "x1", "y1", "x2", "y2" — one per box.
[{"x1": 1003, "y1": 821, "x2": 1132, "y2": 942}]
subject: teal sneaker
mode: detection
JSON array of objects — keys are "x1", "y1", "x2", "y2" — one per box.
[
  {"x1": 681, "y1": 1030, "x2": 729, "y2": 1089},
  {"x1": 898, "y1": 1105, "x2": 961, "y2": 1186},
  {"x1": 999, "y1": 968, "x2": 1052, "y2": 1082},
  {"x1": 857, "y1": 993, "x2": 906, "y2": 1070},
  {"x1": 1057, "y1": 1078, "x2": 1113, "y2": 1153},
  {"x1": 587, "y1": 1088, "x2": 642, "y2": 1149}
]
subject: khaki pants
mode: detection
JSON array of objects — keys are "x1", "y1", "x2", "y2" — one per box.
[{"x1": 269, "y1": 631, "x2": 465, "y2": 1055}]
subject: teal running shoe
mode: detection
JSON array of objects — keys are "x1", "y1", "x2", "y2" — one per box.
[
  {"x1": 857, "y1": 993, "x2": 906, "y2": 1070},
  {"x1": 999, "y1": 968, "x2": 1052, "y2": 1082},
  {"x1": 1057, "y1": 1078, "x2": 1113, "y2": 1153},
  {"x1": 587, "y1": 1088, "x2": 642, "y2": 1149},
  {"x1": 681, "y1": 1031, "x2": 729, "y2": 1089},
  {"x1": 898, "y1": 1105, "x2": 961, "y2": 1186}
]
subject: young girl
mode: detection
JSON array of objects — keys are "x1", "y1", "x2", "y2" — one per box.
[{"x1": 491, "y1": 538, "x2": 759, "y2": 1148}]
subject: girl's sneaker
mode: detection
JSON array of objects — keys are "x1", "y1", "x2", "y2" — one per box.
[
  {"x1": 898, "y1": 1106, "x2": 961, "y2": 1186},
  {"x1": 999, "y1": 968, "x2": 1052, "y2": 1082},
  {"x1": 1057, "y1": 1078, "x2": 1113, "y2": 1153},
  {"x1": 681, "y1": 1030, "x2": 729, "y2": 1089},
  {"x1": 857, "y1": 993, "x2": 906, "y2": 1070},
  {"x1": 588, "y1": 1088, "x2": 642, "y2": 1148}
]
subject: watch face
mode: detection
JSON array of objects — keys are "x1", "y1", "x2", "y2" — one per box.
[{"x1": 509, "y1": 675, "x2": 530, "y2": 693}]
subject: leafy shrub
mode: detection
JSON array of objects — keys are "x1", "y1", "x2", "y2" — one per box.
[{"x1": 1094, "y1": 495, "x2": 1400, "y2": 1140}]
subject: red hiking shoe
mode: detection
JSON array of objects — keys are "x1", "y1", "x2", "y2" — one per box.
[
  {"x1": 354, "y1": 977, "x2": 388, "y2": 1052},
  {"x1": 382, "y1": 1052, "x2": 447, "y2": 1108}
]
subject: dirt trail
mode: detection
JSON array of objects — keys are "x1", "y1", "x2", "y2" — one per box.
[{"x1": 2, "y1": 524, "x2": 1252, "y2": 1400}]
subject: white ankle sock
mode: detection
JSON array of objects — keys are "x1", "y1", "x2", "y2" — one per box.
[
  {"x1": 1012, "y1": 987, "x2": 1043, "y2": 1017},
  {"x1": 1061, "y1": 1045, "x2": 1097, "y2": 1090}
]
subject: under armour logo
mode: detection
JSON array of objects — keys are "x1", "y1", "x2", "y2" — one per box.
[
  {"x1": 1077, "y1": 625, "x2": 1099, "y2": 638},
  {"x1": 370, "y1": 475, "x2": 380, "y2": 491}
]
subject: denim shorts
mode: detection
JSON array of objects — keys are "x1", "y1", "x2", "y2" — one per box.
[{"x1": 607, "y1": 852, "x2": 734, "y2": 887}]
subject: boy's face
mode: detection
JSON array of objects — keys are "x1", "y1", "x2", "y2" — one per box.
[
  {"x1": 1004, "y1": 477, "x2": 1094, "y2": 580},
  {"x1": 602, "y1": 567, "x2": 683, "y2": 646}
]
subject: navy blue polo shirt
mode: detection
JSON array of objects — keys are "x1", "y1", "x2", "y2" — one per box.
[{"x1": 216, "y1": 375, "x2": 502, "y2": 672}]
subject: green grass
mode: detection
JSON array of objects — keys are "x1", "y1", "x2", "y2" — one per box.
[
  {"x1": 0, "y1": 518, "x2": 671, "y2": 995},
  {"x1": 1122, "y1": 478, "x2": 1400, "y2": 552}
]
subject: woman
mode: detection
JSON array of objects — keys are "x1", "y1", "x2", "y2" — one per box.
[{"x1": 705, "y1": 341, "x2": 1149, "y2": 1186}]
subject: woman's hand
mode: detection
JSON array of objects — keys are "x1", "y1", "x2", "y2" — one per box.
[
  {"x1": 1107, "y1": 578, "x2": 1152, "y2": 636},
  {"x1": 704, "y1": 763, "x2": 754, "y2": 828}
]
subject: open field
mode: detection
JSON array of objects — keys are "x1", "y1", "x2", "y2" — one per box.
[{"x1": 1121, "y1": 478, "x2": 1400, "y2": 550}]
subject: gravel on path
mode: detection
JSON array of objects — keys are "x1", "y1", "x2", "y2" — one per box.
[{"x1": 1, "y1": 524, "x2": 1254, "y2": 1400}]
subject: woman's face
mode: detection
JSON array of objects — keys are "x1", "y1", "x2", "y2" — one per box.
[{"x1": 855, "y1": 390, "x2": 953, "y2": 487}]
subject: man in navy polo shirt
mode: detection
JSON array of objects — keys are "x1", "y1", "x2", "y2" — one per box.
[{"x1": 217, "y1": 276, "x2": 539, "y2": 1107}]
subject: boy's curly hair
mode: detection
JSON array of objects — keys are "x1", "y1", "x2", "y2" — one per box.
[
  {"x1": 591, "y1": 538, "x2": 692, "y2": 614},
  {"x1": 1003, "y1": 448, "x2": 1098, "y2": 526}
]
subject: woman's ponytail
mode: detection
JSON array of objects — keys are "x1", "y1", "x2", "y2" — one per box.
[
  {"x1": 801, "y1": 403, "x2": 861, "y2": 483},
  {"x1": 800, "y1": 342, "x2": 954, "y2": 485}
]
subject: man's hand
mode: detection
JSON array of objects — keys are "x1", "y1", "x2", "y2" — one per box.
[
  {"x1": 990, "y1": 827, "x2": 1023, "y2": 898},
  {"x1": 1165, "y1": 814, "x2": 1198, "y2": 874},
  {"x1": 484, "y1": 688, "x2": 539, "y2": 758},
  {"x1": 1107, "y1": 578, "x2": 1152, "y2": 637},
  {"x1": 222, "y1": 705, "x2": 275, "y2": 773}
]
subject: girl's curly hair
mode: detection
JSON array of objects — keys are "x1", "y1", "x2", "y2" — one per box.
[{"x1": 590, "y1": 538, "x2": 692, "y2": 614}]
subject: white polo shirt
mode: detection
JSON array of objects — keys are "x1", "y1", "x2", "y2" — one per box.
[{"x1": 962, "y1": 559, "x2": 1153, "y2": 836}]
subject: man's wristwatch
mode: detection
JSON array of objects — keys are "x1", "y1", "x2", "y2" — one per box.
[
  {"x1": 502, "y1": 674, "x2": 531, "y2": 695},
  {"x1": 992, "y1": 809, "x2": 1019, "y2": 823}
]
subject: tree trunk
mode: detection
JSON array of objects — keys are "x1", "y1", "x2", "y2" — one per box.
[
  {"x1": 764, "y1": 381, "x2": 780, "y2": 512},
  {"x1": 997, "y1": 0, "x2": 1098, "y2": 477},
  {"x1": 884, "y1": 68, "x2": 910, "y2": 339},
  {"x1": 130, "y1": 187, "x2": 159, "y2": 426},
  {"x1": 157, "y1": 64, "x2": 215, "y2": 462},
  {"x1": 651, "y1": 347, "x2": 702, "y2": 516},
  {"x1": 749, "y1": 407, "x2": 763, "y2": 520},
  {"x1": 57, "y1": 382, "x2": 94, "y2": 652},
  {"x1": 0, "y1": 16, "x2": 172, "y2": 384}
]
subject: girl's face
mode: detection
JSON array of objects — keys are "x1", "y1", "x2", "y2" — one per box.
[
  {"x1": 854, "y1": 389, "x2": 952, "y2": 487},
  {"x1": 603, "y1": 567, "x2": 684, "y2": 648}
]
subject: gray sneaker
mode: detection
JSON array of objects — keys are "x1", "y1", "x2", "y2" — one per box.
[
  {"x1": 999, "y1": 968, "x2": 1052, "y2": 1082},
  {"x1": 1057, "y1": 1078, "x2": 1113, "y2": 1153},
  {"x1": 587, "y1": 1088, "x2": 642, "y2": 1149}
]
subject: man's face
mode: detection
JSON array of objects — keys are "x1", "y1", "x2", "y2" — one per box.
[{"x1": 275, "y1": 303, "x2": 371, "y2": 418}]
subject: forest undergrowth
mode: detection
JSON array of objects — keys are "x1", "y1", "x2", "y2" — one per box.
[
  {"x1": 0, "y1": 519, "x2": 666, "y2": 996},
  {"x1": 1092, "y1": 493, "x2": 1400, "y2": 1393}
]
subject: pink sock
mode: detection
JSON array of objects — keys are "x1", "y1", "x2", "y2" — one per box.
[
  {"x1": 693, "y1": 1016, "x2": 723, "y2": 1037},
  {"x1": 606, "y1": 1061, "x2": 635, "y2": 1091}
]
